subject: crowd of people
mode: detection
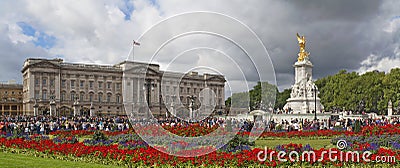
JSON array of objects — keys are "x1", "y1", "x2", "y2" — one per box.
[
  {"x1": 1, "y1": 114, "x2": 399, "y2": 136},
  {"x1": 265, "y1": 116, "x2": 400, "y2": 132},
  {"x1": 0, "y1": 115, "x2": 130, "y2": 135}
]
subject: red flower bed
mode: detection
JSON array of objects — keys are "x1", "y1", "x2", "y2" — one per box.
[
  {"x1": 49, "y1": 129, "x2": 131, "y2": 137},
  {"x1": 361, "y1": 124, "x2": 400, "y2": 136},
  {"x1": 50, "y1": 130, "x2": 94, "y2": 137},
  {"x1": 1, "y1": 137, "x2": 398, "y2": 167},
  {"x1": 2, "y1": 124, "x2": 400, "y2": 166},
  {"x1": 162, "y1": 124, "x2": 219, "y2": 137}
]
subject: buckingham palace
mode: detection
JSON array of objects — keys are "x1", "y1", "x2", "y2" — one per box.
[{"x1": 21, "y1": 58, "x2": 226, "y2": 117}]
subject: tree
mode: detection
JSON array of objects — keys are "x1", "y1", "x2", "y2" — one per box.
[
  {"x1": 226, "y1": 81, "x2": 277, "y2": 111},
  {"x1": 249, "y1": 82, "x2": 277, "y2": 110},
  {"x1": 382, "y1": 68, "x2": 400, "y2": 114},
  {"x1": 315, "y1": 69, "x2": 386, "y2": 114},
  {"x1": 275, "y1": 88, "x2": 291, "y2": 110}
]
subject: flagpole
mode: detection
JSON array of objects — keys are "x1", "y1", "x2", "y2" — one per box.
[
  {"x1": 132, "y1": 43, "x2": 135, "y2": 61},
  {"x1": 132, "y1": 40, "x2": 140, "y2": 61}
]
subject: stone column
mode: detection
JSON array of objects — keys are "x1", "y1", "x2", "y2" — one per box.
[
  {"x1": 73, "y1": 100, "x2": 80, "y2": 117},
  {"x1": 89, "y1": 103, "x2": 95, "y2": 117},
  {"x1": 170, "y1": 101, "x2": 175, "y2": 117},
  {"x1": 131, "y1": 103, "x2": 135, "y2": 118},
  {"x1": 33, "y1": 101, "x2": 39, "y2": 116},
  {"x1": 50, "y1": 100, "x2": 56, "y2": 117},
  {"x1": 137, "y1": 78, "x2": 140, "y2": 103},
  {"x1": 189, "y1": 101, "x2": 193, "y2": 119}
]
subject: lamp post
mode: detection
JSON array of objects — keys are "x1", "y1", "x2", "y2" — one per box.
[
  {"x1": 144, "y1": 79, "x2": 155, "y2": 118},
  {"x1": 159, "y1": 94, "x2": 162, "y2": 118},
  {"x1": 73, "y1": 96, "x2": 80, "y2": 117},
  {"x1": 49, "y1": 95, "x2": 56, "y2": 117},
  {"x1": 33, "y1": 99, "x2": 39, "y2": 116},
  {"x1": 311, "y1": 85, "x2": 317, "y2": 120},
  {"x1": 188, "y1": 95, "x2": 196, "y2": 119},
  {"x1": 158, "y1": 78, "x2": 163, "y2": 118},
  {"x1": 171, "y1": 95, "x2": 176, "y2": 117}
]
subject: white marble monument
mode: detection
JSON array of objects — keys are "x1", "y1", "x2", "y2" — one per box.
[{"x1": 283, "y1": 33, "x2": 324, "y2": 114}]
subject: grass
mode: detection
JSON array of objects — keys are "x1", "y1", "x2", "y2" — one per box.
[
  {"x1": 255, "y1": 137, "x2": 334, "y2": 149},
  {"x1": 0, "y1": 152, "x2": 120, "y2": 168}
]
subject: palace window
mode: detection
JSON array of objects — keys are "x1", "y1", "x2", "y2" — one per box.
[
  {"x1": 35, "y1": 79, "x2": 39, "y2": 86},
  {"x1": 89, "y1": 81, "x2": 93, "y2": 89},
  {"x1": 42, "y1": 90, "x2": 47, "y2": 100},
  {"x1": 107, "y1": 94, "x2": 111, "y2": 103},
  {"x1": 61, "y1": 80, "x2": 66, "y2": 87},
  {"x1": 80, "y1": 81, "x2": 84, "y2": 88},
  {"x1": 50, "y1": 79, "x2": 54, "y2": 87},
  {"x1": 116, "y1": 95, "x2": 120, "y2": 103},
  {"x1": 42, "y1": 79, "x2": 47, "y2": 86},
  {"x1": 98, "y1": 82, "x2": 103, "y2": 89},
  {"x1": 71, "y1": 80, "x2": 75, "y2": 88},
  {"x1": 98, "y1": 93, "x2": 103, "y2": 103},
  {"x1": 107, "y1": 82, "x2": 111, "y2": 89},
  {"x1": 34, "y1": 91, "x2": 39, "y2": 99},
  {"x1": 89, "y1": 94, "x2": 93, "y2": 102},
  {"x1": 80, "y1": 92, "x2": 84, "y2": 101},
  {"x1": 61, "y1": 92, "x2": 65, "y2": 101},
  {"x1": 71, "y1": 92, "x2": 75, "y2": 101}
]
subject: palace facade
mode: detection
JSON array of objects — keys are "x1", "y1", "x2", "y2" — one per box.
[
  {"x1": 0, "y1": 82, "x2": 23, "y2": 115},
  {"x1": 22, "y1": 58, "x2": 225, "y2": 117}
]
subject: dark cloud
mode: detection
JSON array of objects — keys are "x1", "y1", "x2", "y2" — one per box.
[
  {"x1": 0, "y1": 0, "x2": 399, "y2": 93},
  {"x1": 287, "y1": 0, "x2": 381, "y2": 22},
  {"x1": 248, "y1": 0, "x2": 398, "y2": 90}
]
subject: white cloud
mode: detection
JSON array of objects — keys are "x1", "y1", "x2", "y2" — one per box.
[
  {"x1": 358, "y1": 53, "x2": 400, "y2": 74},
  {"x1": 383, "y1": 17, "x2": 400, "y2": 33},
  {"x1": 7, "y1": 23, "x2": 34, "y2": 44}
]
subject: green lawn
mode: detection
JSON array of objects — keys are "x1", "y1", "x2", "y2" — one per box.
[
  {"x1": 255, "y1": 138, "x2": 334, "y2": 149},
  {"x1": 0, "y1": 152, "x2": 120, "y2": 168}
]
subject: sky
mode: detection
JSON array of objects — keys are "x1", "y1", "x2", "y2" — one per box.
[{"x1": 0, "y1": 0, "x2": 399, "y2": 97}]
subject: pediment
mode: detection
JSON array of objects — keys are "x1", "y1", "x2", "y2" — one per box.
[
  {"x1": 124, "y1": 65, "x2": 159, "y2": 76},
  {"x1": 207, "y1": 76, "x2": 226, "y2": 82},
  {"x1": 31, "y1": 61, "x2": 61, "y2": 69}
]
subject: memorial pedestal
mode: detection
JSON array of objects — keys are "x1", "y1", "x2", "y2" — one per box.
[{"x1": 283, "y1": 59, "x2": 324, "y2": 113}]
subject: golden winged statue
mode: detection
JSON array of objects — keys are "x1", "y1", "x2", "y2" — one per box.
[{"x1": 296, "y1": 33, "x2": 310, "y2": 62}]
